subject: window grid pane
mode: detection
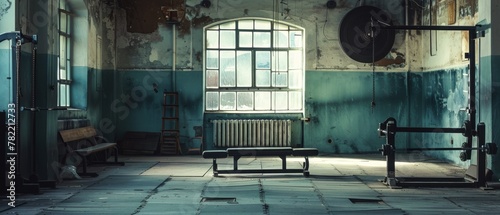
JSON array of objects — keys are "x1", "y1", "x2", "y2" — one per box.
[
  {"x1": 255, "y1": 91, "x2": 271, "y2": 110},
  {"x1": 237, "y1": 92, "x2": 254, "y2": 110},
  {"x1": 204, "y1": 19, "x2": 304, "y2": 112},
  {"x1": 220, "y1": 31, "x2": 235, "y2": 49},
  {"x1": 219, "y1": 51, "x2": 235, "y2": 87},
  {"x1": 206, "y1": 92, "x2": 219, "y2": 110},
  {"x1": 253, "y1": 32, "x2": 271, "y2": 48},
  {"x1": 236, "y1": 51, "x2": 252, "y2": 87},
  {"x1": 220, "y1": 92, "x2": 236, "y2": 110},
  {"x1": 206, "y1": 70, "x2": 219, "y2": 89}
]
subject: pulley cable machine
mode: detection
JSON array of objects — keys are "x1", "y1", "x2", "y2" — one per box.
[
  {"x1": 338, "y1": 6, "x2": 495, "y2": 189},
  {"x1": 374, "y1": 23, "x2": 495, "y2": 189},
  {"x1": 1, "y1": 31, "x2": 57, "y2": 194}
]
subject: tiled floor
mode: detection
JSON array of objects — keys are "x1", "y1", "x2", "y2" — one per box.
[{"x1": 1, "y1": 153, "x2": 499, "y2": 214}]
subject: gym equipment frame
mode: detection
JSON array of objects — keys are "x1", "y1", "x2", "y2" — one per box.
[
  {"x1": 1, "y1": 31, "x2": 57, "y2": 194},
  {"x1": 375, "y1": 24, "x2": 496, "y2": 189}
]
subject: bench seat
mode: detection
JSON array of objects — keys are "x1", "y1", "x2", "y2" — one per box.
[
  {"x1": 203, "y1": 147, "x2": 318, "y2": 177},
  {"x1": 202, "y1": 150, "x2": 228, "y2": 159},
  {"x1": 59, "y1": 126, "x2": 124, "y2": 177},
  {"x1": 227, "y1": 147, "x2": 293, "y2": 156},
  {"x1": 292, "y1": 148, "x2": 319, "y2": 156}
]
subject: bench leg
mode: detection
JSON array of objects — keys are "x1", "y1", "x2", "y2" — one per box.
[
  {"x1": 280, "y1": 155, "x2": 287, "y2": 170},
  {"x1": 212, "y1": 158, "x2": 218, "y2": 177},
  {"x1": 303, "y1": 156, "x2": 310, "y2": 177},
  {"x1": 78, "y1": 154, "x2": 98, "y2": 177},
  {"x1": 233, "y1": 155, "x2": 240, "y2": 171}
]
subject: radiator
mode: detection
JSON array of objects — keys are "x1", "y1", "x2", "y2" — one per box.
[{"x1": 212, "y1": 119, "x2": 292, "y2": 147}]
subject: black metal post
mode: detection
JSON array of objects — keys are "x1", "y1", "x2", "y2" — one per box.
[
  {"x1": 1, "y1": 112, "x2": 6, "y2": 195},
  {"x1": 476, "y1": 123, "x2": 486, "y2": 187},
  {"x1": 385, "y1": 120, "x2": 397, "y2": 187}
]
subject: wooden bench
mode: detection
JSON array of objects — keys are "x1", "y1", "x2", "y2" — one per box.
[
  {"x1": 202, "y1": 147, "x2": 318, "y2": 177},
  {"x1": 59, "y1": 126, "x2": 124, "y2": 177}
]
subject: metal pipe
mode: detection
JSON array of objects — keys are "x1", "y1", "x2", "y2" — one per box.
[
  {"x1": 172, "y1": 24, "x2": 177, "y2": 91},
  {"x1": 381, "y1": 25, "x2": 477, "y2": 31},
  {"x1": 405, "y1": 147, "x2": 481, "y2": 151},
  {"x1": 395, "y1": 127, "x2": 465, "y2": 133}
]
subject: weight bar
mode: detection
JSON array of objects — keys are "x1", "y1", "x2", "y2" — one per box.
[
  {"x1": 379, "y1": 142, "x2": 497, "y2": 156},
  {"x1": 21, "y1": 107, "x2": 68, "y2": 111},
  {"x1": 378, "y1": 119, "x2": 473, "y2": 137}
]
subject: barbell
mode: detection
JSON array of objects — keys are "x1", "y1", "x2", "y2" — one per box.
[{"x1": 379, "y1": 142, "x2": 497, "y2": 157}]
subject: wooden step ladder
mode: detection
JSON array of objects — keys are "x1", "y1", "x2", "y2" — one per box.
[{"x1": 160, "y1": 92, "x2": 180, "y2": 155}]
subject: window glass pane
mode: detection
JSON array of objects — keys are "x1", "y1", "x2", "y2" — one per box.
[
  {"x1": 272, "y1": 51, "x2": 288, "y2": 71},
  {"x1": 206, "y1": 92, "x2": 219, "y2": 110},
  {"x1": 60, "y1": 12, "x2": 67, "y2": 33},
  {"x1": 66, "y1": 84, "x2": 70, "y2": 106},
  {"x1": 255, "y1": 91, "x2": 271, "y2": 110},
  {"x1": 274, "y1": 31, "x2": 289, "y2": 48},
  {"x1": 274, "y1": 22, "x2": 288, "y2": 30},
  {"x1": 290, "y1": 31, "x2": 303, "y2": 48},
  {"x1": 220, "y1": 92, "x2": 236, "y2": 110},
  {"x1": 206, "y1": 31, "x2": 219, "y2": 48},
  {"x1": 253, "y1": 32, "x2": 270, "y2": 48},
  {"x1": 239, "y1": 20, "x2": 254, "y2": 29},
  {"x1": 220, "y1": 21, "x2": 235, "y2": 29},
  {"x1": 289, "y1": 50, "x2": 302, "y2": 69},
  {"x1": 207, "y1": 25, "x2": 218, "y2": 30},
  {"x1": 59, "y1": 36, "x2": 66, "y2": 68},
  {"x1": 220, "y1": 51, "x2": 235, "y2": 87},
  {"x1": 206, "y1": 50, "x2": 219, "y2": 69},
  {"x1": 256, "y1": 51, "x2": 270, "y2": 69},
  {"x1": 66, "y1": 15, "x2": 71, "y2": 35},
  {"x1": 66, "y1": 38, "x2": 71, "y2": 59},
  {"x1": 256, "y1": 70, "x2": 270, "y2": 87},
  {"x1": 59, "y1": 69, "x2": 67, "y2": 80},
  {"x1": 220, "y1": 30, "x2": 235, "y2": 49},
  {"x1": 289, "y1": 91, "x2": 302, "y2": 110},
  {"x1": 59, "y1": 84, "x2": 68, "y2": 106},
  {"x1": 67, "y1": 63, "x2": 71, "y2": 79},
  {"x1": 255, "y1": 20, "x2": 271, "y2": 30},
  {"x1": 206, "y1": 70, "x2": 219, "y2": 88},
  {"x1": 237, "y1": 92, "x2": 254, "y2": 110},
  {"x1": 288, "y1": 70, "x2": 302, "y2": 89},
  {"x1": 239, "y1": 31, "x2": 253, "y2": 48},
  {"x1": 272, "y1": 91, "x2": 288, "y2": 110},
  {"x1": 237, "y1": 51, "x2": 252, "y2": 87},
  {"x1": 272, "y1": 72, "x2": 288, "y2": 87}
]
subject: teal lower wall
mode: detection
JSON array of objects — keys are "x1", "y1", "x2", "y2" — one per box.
[
  {"x1": 99, "y1": 70, "x2": 204, "y2": 153},
  {"x1": 481, "y1": 55, "x2": 500, "y2": 179}
]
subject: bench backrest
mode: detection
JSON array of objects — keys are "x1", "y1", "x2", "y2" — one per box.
[{"x1": 59, "y1": 126, "x2": 97, "y2": 143}]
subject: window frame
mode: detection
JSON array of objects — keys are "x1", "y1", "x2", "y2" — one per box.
[
  {"x1": 57, "y1": 2, "x2": 72, "y2": 107},
  {"x1": 203, "y1": 18, "x2": 305, "y2": 114}
]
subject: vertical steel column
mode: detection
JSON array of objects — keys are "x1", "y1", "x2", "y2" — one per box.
[
  {"x1": 385, "y1": 120, "x2": 397, "y2": 187},
  {"x1": 468, "y1": 29, "x2": 476, "y2": 127},
  {"x1": 14, "y1": 40, "x2": 22, "y2": 188},
  {"x1": 1, "y1": 112, "x2": 6, "y2": 194},
  {"x1": 476, "y1": 123, "x2": 486, "y2": 187}
]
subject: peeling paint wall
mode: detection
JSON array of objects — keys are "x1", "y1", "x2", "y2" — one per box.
[
  {"x1": 417, "y1": 0, "x2": 479, "y2": 70},
  {"x1": 109, "y1": 0, "x2": 409, "y2": 71}
]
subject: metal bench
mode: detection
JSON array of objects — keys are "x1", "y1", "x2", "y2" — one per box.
[
  {"x1": 59, "y1": 126, "x2": 124, "y2": 177},
  {"x1": 202, "y1": 147, "x2": 318, "y2": 177}
]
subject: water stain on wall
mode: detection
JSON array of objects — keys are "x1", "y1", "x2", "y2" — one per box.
[
  {"x1": 118, "y1": 0, "x2": 185, "y2": 34},
  {"x1": 0, "y1": 0, "x2": 12, "y2": 21}
]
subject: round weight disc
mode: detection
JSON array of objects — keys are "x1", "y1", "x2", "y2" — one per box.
[{"x1": 339, "y1": 6, "x2": 395, "y2": 63}]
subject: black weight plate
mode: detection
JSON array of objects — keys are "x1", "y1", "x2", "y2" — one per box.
[{"x1": 339, "y1": 6, "x2": 395, "y2": 63}]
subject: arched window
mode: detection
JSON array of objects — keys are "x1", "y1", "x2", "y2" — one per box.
[{"x1": 203, "y1": 18, "x2": 305, "y2": 113}]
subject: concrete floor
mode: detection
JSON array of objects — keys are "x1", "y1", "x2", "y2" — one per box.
[{"x1": 1, "y1": 153, "x2": 500, "y2": 215}]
